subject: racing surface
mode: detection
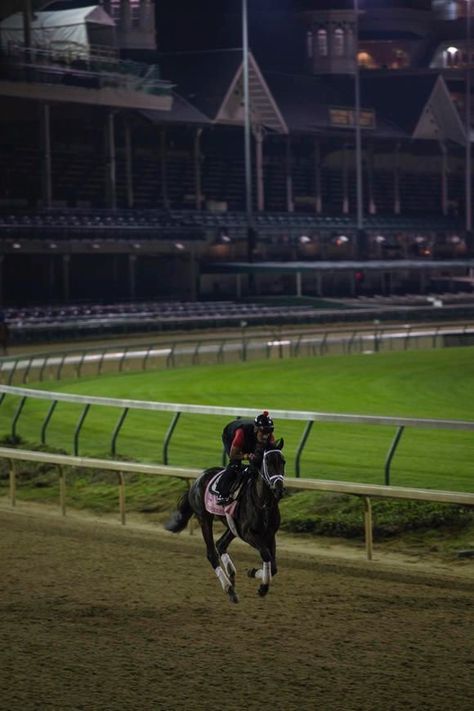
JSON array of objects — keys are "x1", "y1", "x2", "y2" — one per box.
[{"x1": 1, "y1": 505, "x2": 474, "y2": 711}]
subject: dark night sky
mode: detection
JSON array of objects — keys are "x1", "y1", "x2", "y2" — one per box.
[
  {"x1": 154, "y1": 1, "x2": 433, "y2": 67},
  {"x1": 155, "y1": 0, "x2": 307, "y2": 70}
]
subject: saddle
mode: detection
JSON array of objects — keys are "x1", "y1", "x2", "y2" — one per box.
[{"x1": 205, "y1": 470, "x2": 241, "y2": 517}]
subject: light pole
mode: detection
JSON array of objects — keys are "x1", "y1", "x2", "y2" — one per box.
[
  {"x1": 354, "y1": 0, "x2": 366, "y2": 259},
  {"x1": 466, "y1": 0, "x2": 472, "y2": 249},
  {"x1": 242, "y1": 0, "x2": 255, "y2": 263}
]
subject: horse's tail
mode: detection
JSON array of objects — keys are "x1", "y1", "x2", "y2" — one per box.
[{"x1": 164, "y1": 489, "x2": 193, "y2": 533}]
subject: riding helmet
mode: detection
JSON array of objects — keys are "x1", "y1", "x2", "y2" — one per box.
[{"x1": 254, "y1": 410, "x2": 274, "y2": 431}]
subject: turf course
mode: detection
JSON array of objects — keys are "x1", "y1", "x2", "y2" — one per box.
[{"x1": 2, "y1": 345, "x2": 474, "y2": 493}]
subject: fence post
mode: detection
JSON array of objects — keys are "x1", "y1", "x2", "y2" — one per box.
[
  {"x1": 11, "y1": 396, "x2": 26, "y2": 441},
  {"x1": 163, "y1": 412, "x2": 181, "y2": 465},
  {"x1": 57, "y1": 464, "x2": 66, "y2": 516},
  {"x1": 73, "y1": 404, "x2": 91, "y2": 456},
  {"x1": 40, "y1": 400, "x2": 58, "y2": 445},
  {"x1": 295, "y1": 420, "x2": 314, "y2": 478},
  {"x1": 9, "y1": 459, "x2": 16, "y2": 506},
  {"x1": 384, "y1": 426, "x2": 404, "y2": 486},
  {"x1": 363, "y1": 496, "x2": 373, "y2": 560},
  {"x1": 111, "y1": 407, "x2": 129, "y2": 457}
]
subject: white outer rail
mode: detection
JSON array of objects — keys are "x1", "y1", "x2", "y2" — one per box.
[
  {"x1": 2, "y1": 446, "x2": 474, "y2": 562},
  {"x1": 2, "y1": 384, "x2": 474, "y2": 430}
]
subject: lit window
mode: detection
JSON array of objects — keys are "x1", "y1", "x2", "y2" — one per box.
[
  {"x1": 306, "y1": 30, "x2": 313, "y2": 59},
  {"x1": 317, "y1": 29, "x2": 328, "y2": 57},
  {"x1": 334, "y1": 27, "x2": 345, "y2": 57}
]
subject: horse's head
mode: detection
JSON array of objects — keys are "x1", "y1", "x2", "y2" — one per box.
[{"x1": 259, "y1": 438, "x2": 285, "y2": 501}]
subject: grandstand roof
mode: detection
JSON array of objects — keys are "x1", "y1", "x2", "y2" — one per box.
[
  {"x1": 157, "y1": 48, "x2": 464, "y2": 143},
  {"x1": 141, "y1": 91, "x2": 212, "y2": 126}
]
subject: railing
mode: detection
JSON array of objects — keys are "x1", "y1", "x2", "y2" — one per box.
[
  {"x1": 2, "y1": 446, "x2": 474, "y2": 561},
  {"x1": 1, "y1": 384, "x2": 473, "y2": 482},
  {"x1": 2, "y1": 43, "x2": 170, "y2": 96},
  {"x1": 2, "y1": 322, "x2": 474, "y2": 383}
]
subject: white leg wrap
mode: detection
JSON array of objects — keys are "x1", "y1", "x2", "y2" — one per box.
[
  {"x1": 263, "y1": 562, "x2": 272, "y2": 586},
  {"x1": 215, "y1": 566, "x2": 231, "y2": 592},
  {"x1": 221, "y1": 553, "x2": 236, "y2": 577},
  {"x1": 255, "y1": 563, "x2": 272, "y2": 583}
]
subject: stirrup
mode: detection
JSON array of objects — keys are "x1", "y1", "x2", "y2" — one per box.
[{"x1": 216, "y1": 494, "x2": 232, "y2": 506}]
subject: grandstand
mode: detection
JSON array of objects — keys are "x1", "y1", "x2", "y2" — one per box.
[{"x1": 1, "y1": 0, "x2": 474, "y2": 315}]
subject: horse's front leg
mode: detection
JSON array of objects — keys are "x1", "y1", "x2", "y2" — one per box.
[
  {"x1": 201, "y1": 515, "x2": 238, "y2": 604},
  {"x1": 247, "y1": 540, "x2": 274, "y2": 597},
  {"x1": 216, "y1": 527, "x2": 236, "y2": 584}
]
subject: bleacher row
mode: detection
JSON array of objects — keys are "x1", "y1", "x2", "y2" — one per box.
[
  {"x1": 0, "y1": 208, "x2": 461, "y2": 237},
  {"x1": 4, "y1": 294, "x2": 474, "y2": 345},
  {"x1": 4, "y1": 300, "x2": 330, "y2": 343}
]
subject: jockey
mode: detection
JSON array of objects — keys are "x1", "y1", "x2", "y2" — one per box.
[{"x1": 215, "y1": 411, "x2": 276, "y2": 506}]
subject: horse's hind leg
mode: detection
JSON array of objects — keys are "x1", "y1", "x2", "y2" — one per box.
[
  {"x1": 201, "y1": 516, "x2": 238, "y2": 604},
  {"x1": 216, "y1": 528, "x2": 236, "y2": 583}
]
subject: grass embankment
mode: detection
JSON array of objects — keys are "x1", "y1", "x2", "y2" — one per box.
[{"x1": 1, "y1": 346, "x2": 474, "y2": 554}]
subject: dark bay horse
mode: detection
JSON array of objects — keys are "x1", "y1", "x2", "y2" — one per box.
[{"x1": 165, "y1": 442, "x2": 285, "y2": 603}]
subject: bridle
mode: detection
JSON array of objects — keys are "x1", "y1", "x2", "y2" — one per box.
[{"x1": 259, "y1": 449, "x2": 285, "y2": 492}]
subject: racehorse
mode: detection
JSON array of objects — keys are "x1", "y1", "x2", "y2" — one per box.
[{"x1": 165, "y1": 442, "x2": 285, "y2": 604}]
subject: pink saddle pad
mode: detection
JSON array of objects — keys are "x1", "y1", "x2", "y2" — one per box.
[{"x1": 204, "y1": 471, "x2": 238, "y2": 516}]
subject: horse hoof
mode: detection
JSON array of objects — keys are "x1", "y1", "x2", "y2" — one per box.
[
  {"x1": 247, "y1": 568, "x2": 257, "y2": 578},
  {"x1": 228, "y1": 587, "x2": 239, "y2": 604},
  {"x1": 258, "y1": 585, "x2": 269, "y2": 597}
]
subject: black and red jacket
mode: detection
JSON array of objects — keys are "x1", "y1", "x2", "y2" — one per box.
[{"x1": 222, "y1": 419, "x2": 275, "y2": 458}]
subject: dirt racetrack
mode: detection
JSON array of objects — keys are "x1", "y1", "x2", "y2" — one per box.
[{"x1": 1, "y1": 505, "x2": 474, "y2": 711}]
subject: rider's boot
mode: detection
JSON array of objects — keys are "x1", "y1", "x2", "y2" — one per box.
[{"x1": 216, "y1": 462, "x2": 240, "y2": 506}]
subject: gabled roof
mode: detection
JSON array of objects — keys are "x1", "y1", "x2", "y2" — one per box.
[
  {"x1": 158, "y1": 49, "x2": 465, "y2": 144},
  {"x1": 361, "y1": 72, "x2": 465, "y2": 144},
  {"x1": 0, "y1": 5, "x2": 115, "y2": 31},
  {"x1": 158, "y1": 49, "x2": 287, "y2": 134}
]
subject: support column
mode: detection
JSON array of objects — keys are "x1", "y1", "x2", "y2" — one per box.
[
  {"x1": 40, "y1": 103, "x2": 52, "y2": 208},
  {"x1": 48, "y1": 257, "x2": 55, "y2": 301},
  {"x1": 124, "y1": 118, "x2": 134, "y2": 209},
  {"x1": 367, "y1": 143, "x2": 376, "y2": 215},
  {"x1": 189, "y1": 248, "x2": 197, "y2": 301},
  {"x1": 285, "y1": 135, "x2": 294, "y2": 212},
  {"x1": 314, "y1": 139, "x2": 322, "y2": 214},
  {"x1": 393, "y1": 142, "x2": 401, "y2": 214},
  {"x1": 105, "y1": 111, "x2": 117, "y2": 210},
  {"x1": 193, "y1": 127, "x2": 203, "y2": 210},
  {"x1": 62, "y1": 255, "x2": 70, "y2": 302},
  {"x1": 139, "y1": 0, "x2": 152, "y2": 30},
  {"x1": 255, "y1": 126, "x2": 265, "y2": 211},
  {"x1": 128, "y1": 254, "x2": 137, "y2": 300},
  {"x1": 296, "y1": 271, "x2": 302, "y2": 297},
  {"x1": 440, "y1": 141, "x2": 448, "y2": 216},
  {"x1": 160, "y1": 127, "x2": 169, "y2": 209},
  {"x1": 316, "y1": 271, "x2": 322, "y2": 297},
  {"x1": 120, "y1": 0, "x2": 132, "y2": 32},
  {"x1": 342, "y1": 145, "x2": 349, "y2": 214}
]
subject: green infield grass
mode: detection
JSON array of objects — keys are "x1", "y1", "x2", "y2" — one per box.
[{"x1": 1, "y1": 346, "x2": 473, "y2": 492}]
